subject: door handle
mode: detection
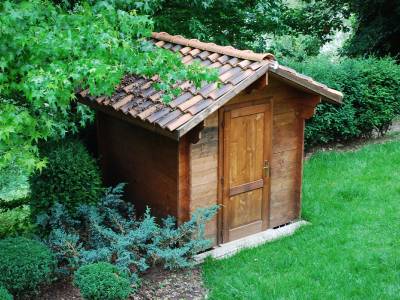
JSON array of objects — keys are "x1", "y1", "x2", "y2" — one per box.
[{"x1": 263, "y1": 160, "x2": 270, "y2": 177}]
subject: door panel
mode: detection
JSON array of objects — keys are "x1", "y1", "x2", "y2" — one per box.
[
  {"x1": 230, "y1": 189, "x2": 263, "y2": 228},
  {"x1": 221, "y1": 100, "x2": 272, "y2": 242}
]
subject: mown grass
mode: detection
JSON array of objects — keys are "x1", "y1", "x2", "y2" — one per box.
[{"x1": 203, "y1": 140, "x2": 400, "y2": 299}]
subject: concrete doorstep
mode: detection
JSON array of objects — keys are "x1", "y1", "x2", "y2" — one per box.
[{"x1": 194, "y1": 220, "x2": 309, "y2": 263}]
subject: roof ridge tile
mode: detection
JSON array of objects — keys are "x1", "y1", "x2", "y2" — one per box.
[{"x1": 152, "y1": 32, "x2": 275, "y2": 62}]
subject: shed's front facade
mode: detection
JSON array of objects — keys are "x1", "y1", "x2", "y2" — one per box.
[{"x1": 80, "y1": 32, "x2": 342, "y2": 245}]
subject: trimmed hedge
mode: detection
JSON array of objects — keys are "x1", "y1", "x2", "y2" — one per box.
[
  {"x1": 30, "y1": 138, "x2": 103, "y2": 220},
  {"x1": 0, "y1": 237, "x2": 55, "y2": 297},
  {"x1": 74, "y1": 262, "x2": 132, "y2": 300},
  {"x1": 286, "y1": 56, "x2": 400, "y2": 147}
]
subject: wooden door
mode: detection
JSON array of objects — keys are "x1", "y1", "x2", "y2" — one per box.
[{"x1": 220, "y1": 101, "x2": 272, "y2": 242}]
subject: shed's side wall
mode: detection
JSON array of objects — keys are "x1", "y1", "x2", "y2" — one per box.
[
  {"x1": 189, "y1": 112, "x2": 219, "y2": 245},
  {"x1": 268, "y1": 80, "x2": 304, "y2": 227},
  {"x1": 97, "y1": 112, "x2": 179, "y2": 218},
  {"x1": 189, "y1": 76, "x2": 309, "y2": 243}
]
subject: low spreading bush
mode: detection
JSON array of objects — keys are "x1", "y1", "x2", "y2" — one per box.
[
  {"x1": 0, "y1": 286, "x2": 13, "y2": 300},
  {"x1": 0, "y1": 237, "x2": 55, "y2": 297},
  {"x1": 38, "y1": 183, "x2": 218, "y2": 284},
  {"x1": 286, "y1": 56, "x2": 400, "y2": 147},
  {"x1": 74, "y1": 262, "x2": 132, "y2": 300},
  {"x1": 30, "y1": 138, "x2": 103, "y2": 221}
]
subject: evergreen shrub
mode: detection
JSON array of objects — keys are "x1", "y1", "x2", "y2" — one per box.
[
  {"x1": 0, "y1": 286, "x2": 13, "y2": 300},
  {"x1": 30, "y1": 138, "x2": 103, "y2": 221},
  {"x1": 39, "y1": 184, "x2": 218, "y2": 283},
  {"x1": 0, "y1": 237, "x2": 55, "y2": 297},
  {"x1": 74, "y1": 262, "x2": 132, "y2": 300},
  {"x1": 286, "y1": 56, "x2": 400, "y2": 147}
]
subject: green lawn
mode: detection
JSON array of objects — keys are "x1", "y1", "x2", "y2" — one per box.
[{"x1": 203, "y1": 140, "x2": 400, "y2": 299}]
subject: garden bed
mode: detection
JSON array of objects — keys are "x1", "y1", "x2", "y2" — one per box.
[{"x1": 38, "y1": 267, "x2": 206, "y2": 300}]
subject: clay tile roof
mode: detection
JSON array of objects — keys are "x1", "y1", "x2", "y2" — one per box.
[{"x1": 78, "y1": 32, "x2": 343, "y2": 139}]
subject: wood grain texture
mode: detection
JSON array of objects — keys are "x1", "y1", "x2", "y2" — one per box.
[
  {"x1": 177, "y1": 135, "x2": 190, "y2": 224},
  {"x1": 96, "y1": 112, "x2": 179, "y2": 219},
  {"x1": 189, "y1": 112, "x2": 219, "y2": 245},
  {"x1": 221, "y1": 99, "x2": 272, "y2": 242}
]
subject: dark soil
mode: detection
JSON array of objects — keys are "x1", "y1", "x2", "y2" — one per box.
[
  {"x1": 37, "y1": 267, "x2": 207, "y2": 300},
  {"x1": 132, "y1": 267, "x2": 206, "y2": 300}
]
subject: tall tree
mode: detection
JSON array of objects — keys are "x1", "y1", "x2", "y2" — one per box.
[
  {"x1": 0, "y1": 0, "x2": 216, "y2": 188},
  {"x1": 342, "y1": 0, "x2": 400, "y2": 57},
  {"x1": 152, "y1": 0, "x2": 349, "y2": 51}
]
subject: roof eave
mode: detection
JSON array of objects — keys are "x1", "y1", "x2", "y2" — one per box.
[
  {"x1": 77, "y1": 95, "x2": 181, "y2": 141},
  {"x1": 269, "y1": 66, "x2": 343, "y2": 104}
]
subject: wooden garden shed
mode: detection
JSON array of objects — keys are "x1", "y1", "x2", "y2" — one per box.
[{"x1": 79, "y1": 32, "x2": 342, "y2": 245}]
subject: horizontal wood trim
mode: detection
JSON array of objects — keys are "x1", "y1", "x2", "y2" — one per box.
[
  {"x1": 229, "y1": 220, "x2": 263, "y2": 241},
  {"x1": 230, "y1": 103, "x2": 267, "y2": 118},
  {"x1": 229, "y1": 179, "x2": 264, "y2": 197}
]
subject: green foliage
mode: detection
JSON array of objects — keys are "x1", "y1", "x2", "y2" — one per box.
[
  {"x1": 74, "y1": 262, "x2": 132, "y2": 300},
  {"x1": 340, "y1": 0, "x2": 400, "y2": 57},
  {"x1": 30, "y1": 138, "x2": 103, "y2": 220},
  {"x1": 0, "y1": 286, "x2": 13, "y2": 300},
  {"x1": 286, "y1": 56, "x2": 400, "y2": 147},
  {"x1": 0, "y1": 206, "x2": 34, "y2": 239},
  {"x1": 0, "y1": 0, "x2": 217, "y2": 183},
  {"x1": 39, "y1": 183, "x2": 218, "y2": 282},
  {"x1": 152, "y1": 0, "x2": 348, "y2": 51},
  {"x1": 0, "y1": 237, "x2": 56, "y2": 297},
  {"x1": 260, "y1": 34, "x2": 321, "y2": 62}
]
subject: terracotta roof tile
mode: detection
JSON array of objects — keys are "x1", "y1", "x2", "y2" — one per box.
[
  {"x1": 137, "y1": 105, "x2": 158, "y2": 120},
  {"x1": 166, "y1": 113, "x2": 192, "y2": 131},
  {"x1": 219, "y1": 67, "x2": 242, "y2": 82},
  {"x1": 187, "y1": 99, "x2": 213, "y2": 115},
  {"x1": 208, "y1": 83, "x2": 233, "y2": 100},
  {"x1": 170, "y1": 92, "x2": 193, "y2": 108},
  {"x1": 189, "y1": 48, "x2": 201, "y2": 56},
  {"x1": 217, "y1": 55, "x2": 230, "y2": 63},
  {"x1": 198, "y1": 50, "x2": 211, "y2": 60},
  {"x1": 112, "y1": 95, "x2": 134, "y2": 110},
  {"x1": 171, "y1": 44, "x2": 182, "y2": 52},
  {"x1": 208, "y1": 53, "x2": 221, "y2": 62},
  {"x1": 146, "y1": 107, "x2": 171, "y2": 123},
  {"x1": 158, "y1": 110, "x2": 182, "y2": 127},
  {"x1": 180, "y1": 47, "x2": 192, "y2": 55},
  {"x1": 177, "y1": 95, "x2": 203, "y2": 111},
  {"x1": 79, "y1": 32, "x2": 342, "y2": 137}
]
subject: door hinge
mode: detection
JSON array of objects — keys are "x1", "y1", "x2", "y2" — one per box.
[{"x1": 220, "y1": 177, "x2": 224, "y2": 185}]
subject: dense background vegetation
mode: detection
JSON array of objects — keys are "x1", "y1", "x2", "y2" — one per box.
[{"x1": 0, "y1": 0, "x2": 399, "y2": 298}]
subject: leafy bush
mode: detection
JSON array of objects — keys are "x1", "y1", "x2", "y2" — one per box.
[
  {"x1": 0, "y1": 237, "x2": 55, "y2": 297},
  {"x1": 262, "y1": 34, "x2": 321, "y2": 62},
  {"x1": 39, "y1": 184, "x2": 218, "y2": 283},
  {"x1": 0, "y1": 286, "x2": 13, "y2": 300},
  {"x1": 74, "y1": 262, "x2": 132, "y2": 300},
  {"x1": 286, "y1": 56, "x2": 400, "y2": 147},
  {"x1": 30, "y1": 138, "x2": 103, "y2": 221},
  {"x1": 0, "y1": 206, "x2": 34, "y2": 239}
]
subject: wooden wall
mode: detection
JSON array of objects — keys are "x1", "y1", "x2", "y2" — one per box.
[
  {"x1": 267, "y1": 79, "x2": 305, "y2": 227},
  {"x1": 189, "y1": 75, "x2": 312, "y2": 243},
  {"x1": 97, "y1": 112, "x2": 179, "y2": 218},
  {"x1": 189, "y1": 112, "x2": 219, "y2": 245}
]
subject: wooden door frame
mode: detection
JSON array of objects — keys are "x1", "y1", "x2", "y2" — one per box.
[{"x1": 217, "y1": 98, "x2": 273, "y2": 244}]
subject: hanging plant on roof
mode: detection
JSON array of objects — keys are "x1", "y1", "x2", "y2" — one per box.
[{"x1": 0, "y1": 0, "x2": 218, "y2": 182}]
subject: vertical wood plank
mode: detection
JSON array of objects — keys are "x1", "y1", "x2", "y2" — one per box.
[{"x1": 177, "y1": 135, "x2": 191, "y2": 225}]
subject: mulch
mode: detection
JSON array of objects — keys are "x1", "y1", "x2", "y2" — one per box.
[{"x1": 37, "y1": 267, "x2": 207, "y2": 300}]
